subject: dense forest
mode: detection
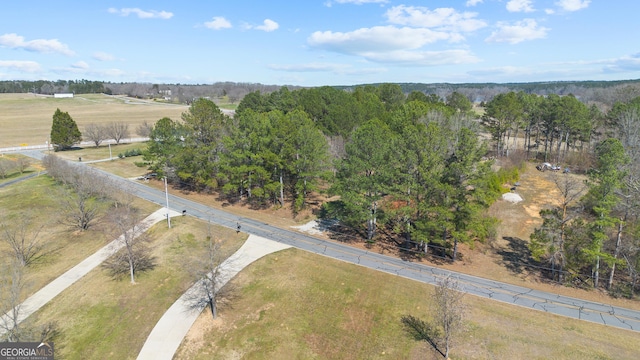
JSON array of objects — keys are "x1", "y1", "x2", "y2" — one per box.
[
  {"x1": 138, "y1": 83, "x2": 640, "y2": 297},
  {"x1": 2, "y1": 78, "x2": 640, "y2": 108}
]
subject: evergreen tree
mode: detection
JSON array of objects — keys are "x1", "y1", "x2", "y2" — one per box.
[
  {"x1": 143, "y1": 117, "x2": 184, "y2": 177},
  {"x1": 176, "y1": 98, "x2": 230, "y2": 190},
  {"x1": 50, "y1": 108, "x2": 81, "y2": 151},
  {"x1": 583, "y1": 138, "x2": 628, "y2": 288},
  {"x1": 332, "y1": 119, "x2": 395, "y2": 241}
]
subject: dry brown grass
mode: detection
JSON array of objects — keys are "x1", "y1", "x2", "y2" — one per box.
[
  {"x1": 0, "y1": 174, "x2": 157, "y2": 303},
  {"x1": 0, "y1": 93, "x2": 187, "y2": 148},
  {"x1": 23, "y1": 215, "x2": 244, "y2": 359},
  {"x1": 175, "y1": 249, "x2": 640, "y2": 360}
]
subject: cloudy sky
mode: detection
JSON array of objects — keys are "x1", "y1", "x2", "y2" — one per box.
[{"x1": 0, "y1": 0, "x2": 638, "y2": 86}]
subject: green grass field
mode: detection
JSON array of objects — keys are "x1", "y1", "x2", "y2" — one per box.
[{"x1": 0, "y1": 93, "x2": 188, "y2": 148}]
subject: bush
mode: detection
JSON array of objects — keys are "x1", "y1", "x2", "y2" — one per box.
[
  {"x1": 118, "y1": 148, "x2": 143, "y2": 159},
  {"x1": 123, "y1": 148, "x2": 142, "y2": 157}
]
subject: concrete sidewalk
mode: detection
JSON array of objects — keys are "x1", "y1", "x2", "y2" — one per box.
[
  {"x1": 136, "y1": 235, "x2": 291, "y2": 360},
  {"x1": 0, "y1": 207, "x2": 182, "y2": 337}
]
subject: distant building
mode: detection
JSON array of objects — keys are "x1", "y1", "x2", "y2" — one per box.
[{"x1": 54, "y1": 93, "x2": 74, "y2": 98}]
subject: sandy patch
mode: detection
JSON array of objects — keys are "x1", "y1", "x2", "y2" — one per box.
[
  {"x1": 292, "y1": 220, "x2": 323, "y2": 234},
  {"x1": 291, "y1": 219, "x2": 338, "y2": 235}
]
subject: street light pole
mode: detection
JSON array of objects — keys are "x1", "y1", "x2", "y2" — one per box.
[{"x1": 164, "y1": 177, "x2": 171, "y2": 228}]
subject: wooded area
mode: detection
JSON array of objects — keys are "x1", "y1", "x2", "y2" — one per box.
[{"x1": 138, "y1": 82, "x2": 640, "y2": 297}]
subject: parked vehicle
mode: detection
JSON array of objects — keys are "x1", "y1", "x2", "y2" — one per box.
[{"x1": 536, "y1": 162, "x2": 561, "y2": 172}]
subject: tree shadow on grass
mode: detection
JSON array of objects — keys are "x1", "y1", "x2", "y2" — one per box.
[
  {"x1": 496, "y1": 236, "x2": 538, "y2": 275},
  {"x1": 400, "y1": 315, "x2": 445, "y2": 358}
]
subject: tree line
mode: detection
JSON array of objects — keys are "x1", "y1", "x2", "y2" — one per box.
[
  {"x1": 0, "y1": 79, "x2": 289, "y2": 104},
  {"x1": 142, "y1": 83, "x2": 640, "y2": 296},
  {"x1": 3, "y1": 78, "x2": 640, "y2": 108},
  {"x1": 144, "y1": 85, "x2": 510, "y2": 263}
]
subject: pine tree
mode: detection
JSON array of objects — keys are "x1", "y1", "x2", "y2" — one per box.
[{"x1": 50, "y1": 108, "x2": 82, "y2": 151}]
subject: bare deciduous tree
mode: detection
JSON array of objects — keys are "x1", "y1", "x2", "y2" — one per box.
[
  {"x1": 1, "y1": 214, "x2": 45, "y2": 267},
  {"x1": 0, "y1": 159, "x2": 15, "y2": 178},
  {"x1": 0, "y1": 260, "x2": 24, "y2": 342},
  {"x1": 0, "y1": 260, "x2": 60, "y2": 343},
  {"x1": 107, "y1": 122, "x2": 129, "y2": 145},
  {"x1": 43, "y1": 154, "x2": 114, "y2": 231},
  {"x1": 135, "y1": 120, "x2": 153, "y2": 138},
  {"x1": 186, "y1": 234, "x2": 235, "y2": 319},
  {"x1": 552, "y1": 172, "x2": 587, "y2": 282},
  {"x1": 102, "y1": 194, "x2": 154, "y2": 283},
  {"x1": 84, "y1": 123, "x2": 108, "y2": 147},
  {"x1": 432, "y1": 276, "x2": 466, "y2": 359},
  {"x1": 14, "y1": 157, "x2": 31, "y2": 174}
]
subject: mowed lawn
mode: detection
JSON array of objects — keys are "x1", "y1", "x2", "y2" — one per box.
[
  {"x1": 175, "y1": 248, "x2": 640, "y2": 360},
  {"x1": 0, "y1": 174, "x2": 158, "y2": 303},
  {"x1": 23, "y1": 216, "x2": 244, "y2": 360},
  {"x1": 0, "y1": 93, "x2": 188, "y2": 148}
]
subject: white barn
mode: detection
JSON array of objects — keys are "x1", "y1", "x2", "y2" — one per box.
[{"x1": 54, "y1": 93, "x2": 74, "y2": 98}]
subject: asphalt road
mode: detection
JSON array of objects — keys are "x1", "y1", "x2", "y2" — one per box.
[{"x1": 18, "y1": 150, "x2": 640, "y2": 333}]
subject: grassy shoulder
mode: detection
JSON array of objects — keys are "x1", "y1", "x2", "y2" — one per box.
[
  {"x1": 175, "y1": 249, "x2": 639, "y2": 360},
  {"x1": 22, "y1": 216, "x2": 245, "y2": 359}
]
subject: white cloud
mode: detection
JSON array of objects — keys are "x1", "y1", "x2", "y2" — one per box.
[
  {"x1": 108, "y1": 8, "x2": 173, "y2": 19},
  {"x1": 309, "y1": 26, "x2": 458, "y2": 54},
  {"x1": 270, "y1": 62, "x2": 386, "y2": 76},
  {"x1": 466, "y1": 0, "x2": 483, "y2": 6},
  {"x1": 485, "y1": 19, "x2": 549, "y2": 44},
  {"x1": 205, "y1": 16, "x2": 232, "y2": 30},
  {"x1": 254, "y1": 19, "x2": 279, "y2": 32},
  {"x1": 0, "y1": 60, "x2": 41, "y2": 72},
  {"x1": 385, "y1": 6, "x2": 487, "y2": 33},
  {"x1": 71, "y1": 61, "x2": 89, "y2": 69},
  {"x1": 601, "y1": 53, "x2": 640, "y2": 73},
  {"x1": 362, "y1": 49, "x2": 479, "y2": 66},
  {"x1": 555, "y1": 0, "x2": 591, "y2": 12},
  {"x1": 269, "y1": 62, "x2": 351, "y2": 72},
  {"x1": 0, "y1": 33, "x2": 75, "y2": 56},
  {"x1": 506, "y1": 0, "x2": 535, "y2": 13},
  {"x1": 92, "y1": 52, "x2": 115, "y2": 61},
  {"x1": 308, "y1": 26, "x2": 478, "y2": 66}
]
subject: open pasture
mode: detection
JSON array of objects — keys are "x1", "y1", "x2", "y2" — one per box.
[{"x1": 0, "y1": 93, "x2": 188, "y2": 148}]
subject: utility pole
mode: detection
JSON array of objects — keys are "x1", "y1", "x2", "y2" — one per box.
[{"x1": 164, "y1": 177, "x2": 171, "y2": 228}]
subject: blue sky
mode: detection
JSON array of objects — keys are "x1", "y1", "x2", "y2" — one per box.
[{"x1": 0, "y1": 0, "x2": 638, "y2": 86}]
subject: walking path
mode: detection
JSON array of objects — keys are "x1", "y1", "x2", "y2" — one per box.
[
  {"x1": 137, "y1": 235, "x2": 290, "y2": 360},
  {"x1": 0, "y1": 207, "x2": 182, "y2": 337}
]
